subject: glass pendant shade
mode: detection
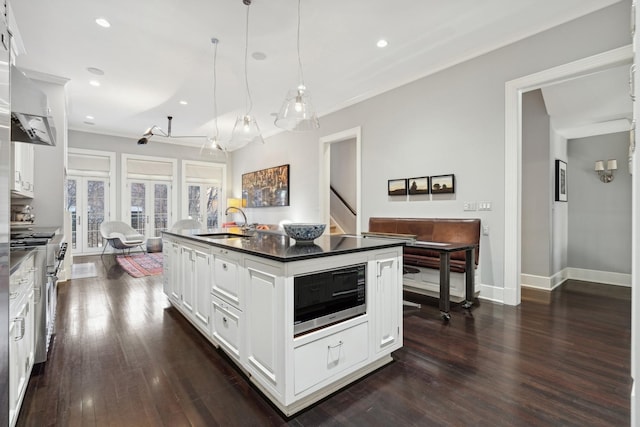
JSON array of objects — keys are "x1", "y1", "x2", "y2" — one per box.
[
  {"x1": 200, "y1": 136, "x2": 224, "y2": 157},
  {"x1": 274, "y1": 85, "x2": 319, "y2": 131},
  {"x1": 229, "y1": 114, "x2": 264, "y2": 150}
]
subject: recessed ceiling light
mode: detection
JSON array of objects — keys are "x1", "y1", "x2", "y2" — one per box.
[
  {"x1": 376, "y1": 39, "x2": 388, "y2": 48},
  {"x1": 89, "y1": 80, "x2": 101, "y2": 87},
  {"x1": 252, "y1": 52, "x2": 267, "y2": 60},
  {"x1": 95, "y1": 18, "x2": 111, "y2": 28},
  {"x1": 179, "y1": 100, "x2": 188, "y2": 105},
  {"x1": 85, "y1": 115, "x2": 95, "y2": 120},
  {"x1": 87, "y1": 67, "x2": 104, "y2": 75}
]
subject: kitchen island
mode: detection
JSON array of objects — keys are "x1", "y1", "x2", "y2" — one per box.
[{"x1": 162, "y1": 227, "x2": 405, "y2": 416}]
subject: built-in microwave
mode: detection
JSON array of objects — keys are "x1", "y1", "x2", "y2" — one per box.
[{"x1": 293, "y1": 263, "x2": 366, "y2": 336}]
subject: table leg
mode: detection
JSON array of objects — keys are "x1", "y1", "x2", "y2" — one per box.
[
  {"x1": 439, "y1": 253, "x2": 451, "y2": 321},
  {"x1": 462, "y1": 247, "x2": 475, "y2": 309}
]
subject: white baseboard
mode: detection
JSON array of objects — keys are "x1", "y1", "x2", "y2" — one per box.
[
  {"x1": 566, "y1": 268, "x2": 631, "y2": 287},
  {"x1": 478, "y1": 283, "x2": 504, "y2": 304},
  {"x1": 521, "y1": 267, "x2": 631, "y2": 290}
]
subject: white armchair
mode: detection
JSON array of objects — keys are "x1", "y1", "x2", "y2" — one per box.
[{"x1": 100, "y1": 221, "x2": 146, "y2": 255}]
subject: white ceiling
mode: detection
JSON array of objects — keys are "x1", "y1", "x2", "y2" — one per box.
[{"x1": 10, "y1": 0, "x2": 625, "y2": 148}]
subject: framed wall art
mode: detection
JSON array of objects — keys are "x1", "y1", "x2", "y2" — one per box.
[
  {"x1": 555, "y1": 159, "x2": 567, "y2": 202},
  {"x1": 430, "y1": 174, "x2": 455, "y2": 194},
  {"x1": 408, "y1": 177, "x2": 429, "y2": 195},
  {"x1": 242, "y1": 164, "x2": 290, "y2": 208},
  {"x1": 388, "y1": 179, "x2": 407, "y2": 196}
]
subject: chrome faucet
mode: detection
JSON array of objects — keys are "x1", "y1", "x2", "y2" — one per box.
[{"x1": 225, "y1": 206, "x2": 248, "y2": 229}]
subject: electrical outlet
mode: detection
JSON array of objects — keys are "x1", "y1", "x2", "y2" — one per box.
[
  {"x1": 482, "y1": 225, "x2": 490, "y2": 236},
  {"x1": 463, "y1": 201, "x2": 477, "y2": 211}
]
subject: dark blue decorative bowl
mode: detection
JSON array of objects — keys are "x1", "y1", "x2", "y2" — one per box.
[{"x1": 283, "y1": 223, "x2": 326, "y2": 244}]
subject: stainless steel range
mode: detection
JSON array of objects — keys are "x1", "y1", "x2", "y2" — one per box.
[{"x1": 10, "y1": 230, "x2": 67, "y2": 363}]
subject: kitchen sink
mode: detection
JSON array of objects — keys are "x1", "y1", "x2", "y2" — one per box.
[{"x1": 196, "y1": 233, "x2": 248, "y2": 239}]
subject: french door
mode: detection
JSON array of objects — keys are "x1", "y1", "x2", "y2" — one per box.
[
  {"x1": 186, "y1": 183, "x2": 220, "y2": 228},
  {"x1": 127, "y1": 180, "x2": 172, "y2": 238},
  {"x1": 67, "y1": 176, "x2": 110, "y2": 254}
]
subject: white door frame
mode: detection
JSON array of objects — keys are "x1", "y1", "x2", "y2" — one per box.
[
  {"x1": 319, "y1": 127, "x2": 362, "y2": 234},
  {"x1": 503, "y1": 44, "x2": 633, "y2": 306}
]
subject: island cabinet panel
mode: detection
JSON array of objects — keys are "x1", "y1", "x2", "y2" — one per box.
[
  {"x1": 193, "y1": 249, "x2": 212, "y2": 332},
  {"x1": 180, "y1": 246, "x2": 196, "y2": 315},
  {"x1": 211, "y1": 295, "x2": 241, "y2": 360},
  {"x1": 373, "y1": 254, "x2": 402, "y2": 353},
  {"x1": 245, "y1": 259, "x2": 285, "y2": 398},
  {"x1": 163, "y1": 238, "x2": 181, "y2": 303},
  {"x1": 212, "y1": 247, "x2": 242, "y2": 309},
  {"x1": 293, "y1": 320, "x2": 368, "y2": 395}
]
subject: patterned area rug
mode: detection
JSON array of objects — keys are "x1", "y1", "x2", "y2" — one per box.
[{"x1": 116, "y1": 253, "x2": 163, "y2": 278}]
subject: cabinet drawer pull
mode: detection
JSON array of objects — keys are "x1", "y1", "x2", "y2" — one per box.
[
  {"x1": 222, "y1": 316, "x2": 228, "y2": 324},
  {"x1": 327, "y1": 340, "x2": 343, "y2": 350},
  {"x1": 222, "y1": 263, "x2": 228, "y2": 270},
  {"x1": 12, "y1": 317, "x2": 25, "y2": 341}
]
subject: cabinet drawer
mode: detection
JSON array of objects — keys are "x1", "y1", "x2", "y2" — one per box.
[
  {"x1": 213, "y1": 256, "x2": 240, "y2": 307},
  {"x1": 211, "y1": 295, "x2": 241, "y2": 359},
  {"x1": 294, "y1": 321, "x2": 368, "y2": 395}
]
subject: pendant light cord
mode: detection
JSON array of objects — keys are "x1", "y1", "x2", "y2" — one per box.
[
  {"x1": 244, "y1": 4, "x2": 253, "y2": 115},
  {"x1": 297, "y1": 0, "x2": 305, "y2": 87},
  {"x1": 212, "y1": 38, "x2": 219, "y2": 140}
]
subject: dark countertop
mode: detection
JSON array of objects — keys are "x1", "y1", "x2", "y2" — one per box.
[
  {"x1": 163, "y1": 227, "x2": 406, "y2": 262},
  {"x1": 10, "y1": 247, "x2": 36, "y2": 275}
]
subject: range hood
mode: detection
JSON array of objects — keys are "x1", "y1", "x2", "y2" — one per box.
[{"x1": 11, "y1": 66, "x2": 56, "y2": 146}]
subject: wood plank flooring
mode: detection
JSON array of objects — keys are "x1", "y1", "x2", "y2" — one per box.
[{"x1": 17, "y1": 256, "x2": 631, "y2": 426}]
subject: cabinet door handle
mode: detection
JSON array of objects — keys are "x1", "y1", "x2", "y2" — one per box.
[
  {"x1": 630, "y1": 64, "x2": 636, "y2": 101},
  {"x1": 222, "y1": 316, "x2": 228, "y2": 324},
  {"x1": 222, "y1": 263, "x2": 228, "y2": 270},
  {"x1": 327, "y1": 340, "x2": 343, "y2": 350}
]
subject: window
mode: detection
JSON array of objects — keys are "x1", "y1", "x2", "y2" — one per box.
[{"x1": 182, "y1": 160, "x2": 226, "y2": 228}]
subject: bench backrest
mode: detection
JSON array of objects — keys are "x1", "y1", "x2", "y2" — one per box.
[{"x1": 368, "y1": 217, "x2": 480, "y2": 265}]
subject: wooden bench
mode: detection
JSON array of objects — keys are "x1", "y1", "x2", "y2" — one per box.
[{"x1": 368, "y1": 217, "x2": 481, "y2": 302}]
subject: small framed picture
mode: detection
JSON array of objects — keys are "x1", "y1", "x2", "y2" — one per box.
[
  {"x1": 408, "y1": 177, "x2": 429, "y2": 195},
  {"x1": 555, "y1": 159, "x2": 567, "y2": 202},
  {"x1": 430, "y1": 174, "x2": 455, "y2": 194},
  {"x1": 388, "y1": 179, "x2": 407, "y2": 196}
]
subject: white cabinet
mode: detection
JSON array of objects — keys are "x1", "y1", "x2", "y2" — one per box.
[
  {"x1": 244, "y1": 259, "x2": 283, "y2": 397},
  {"x1": 9, "y1": 252, "x2": 36, "y2": 427},
  {"x1": 179, "y1": 242, "x2": 212, "y2": 333},
  {"x1": 212, "y1": 247, "x2": 241, "y2": 308},
  {"x1": 293, "y1": 320, "x2": 368, "y2": 395},
  {"x1": 373, "y1": 255, "x2": 401, "y2": 353},
  {"x1": 211, "y1": 295, "x2": 241, "y2": 359},
  {"x1": 165, "y1": 239, "x2": 181, "y2": 303},
  {"x1": 180, "y1": 246, "x2": 195, "y2": 314},
  {"x1": 193, "y1": 248, "x2": 212, "y2": 331},
  {"x1": 11, "y1": 141, "x2": 35, "y2": 197}
]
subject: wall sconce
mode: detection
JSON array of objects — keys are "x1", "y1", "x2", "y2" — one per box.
[{"x1": 595, "y1": 159, "x2": 617, "y2": 183}]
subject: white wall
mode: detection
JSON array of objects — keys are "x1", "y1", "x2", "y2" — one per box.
[
  {"x1": 231, "y1": 2, "x2": 631, "y2": 295},
  {"x1": 567, "y1": 132, "x2": 632, "y2": 274},
  {"x1": 522, "y1": 90, "x2": 551, "y2": 277},
  {"x1": 551, "y1": 129, "x2": 569, "y2": 275}
]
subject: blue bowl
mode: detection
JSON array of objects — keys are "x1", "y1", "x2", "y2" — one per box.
[{"x1": 283, "y1": 223, "x2": 326, "y2": 243}]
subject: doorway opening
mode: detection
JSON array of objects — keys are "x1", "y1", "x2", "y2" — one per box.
[
  {"x1": 504, "y1": 45, "x2": 633, "y2": 306},
  {"x1": 319, "y1": 127, "x2": 362, "y2": 234}
]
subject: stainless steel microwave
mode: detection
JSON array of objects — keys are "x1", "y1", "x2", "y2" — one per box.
[{"x1": 293, "y1": 263, "x2": 366, "y2": 336}]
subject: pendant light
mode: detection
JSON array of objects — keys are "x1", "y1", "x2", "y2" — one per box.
[
  {"x1": 229, "y1": 0, "x2": 264, "y2": 150},
  {"x1": 200, "y1": 37, "x2": 225, "y2": 157},
  {"x1": 274, "y1": 0, "x2": 319, "y2": 131}
]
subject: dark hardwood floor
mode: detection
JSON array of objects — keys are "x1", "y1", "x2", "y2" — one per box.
[{"x1": 17, "y1": 256, "x2": 631, "y2": 426}]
